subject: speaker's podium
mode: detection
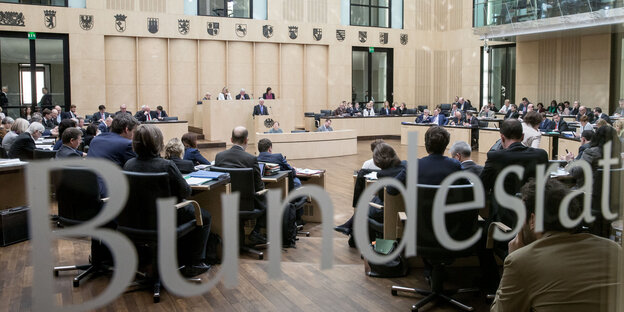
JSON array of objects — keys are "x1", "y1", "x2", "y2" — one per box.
[{"x1": 253, "y1": 113, "x2": 277, "y2": 134}]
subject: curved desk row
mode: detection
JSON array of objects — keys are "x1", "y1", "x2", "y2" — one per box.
[
  {"x1": 305, "y1": 115, "x2": 421, "y2": 138},
  {"x1": 255, "y1": 130, "x2": 357, "y2": 160}
]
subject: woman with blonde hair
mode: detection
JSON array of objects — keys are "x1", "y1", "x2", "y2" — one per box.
[
  {"x1": 165, "y1": 137, "x2": 195, "y2": 174},
  {"x1": 218, "y1": 87, "x2": 232, "y2": 100}
]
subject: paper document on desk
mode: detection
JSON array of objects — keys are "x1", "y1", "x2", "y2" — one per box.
[
  {"x1": 185, "y1": 177, "x2": 211, "y2": 186},
  {"x1": 0, "y1": 159, "x2": 27, "y2": 167},
  {"x1": 364, "y1": 171, "x2": 378, "y2": 180},
  {"x1": 194, "y1": 164, "x2": 211, "y2": 170},
  {"x1": 296, "y1": 168, "x2": 322, "y2": 175}
]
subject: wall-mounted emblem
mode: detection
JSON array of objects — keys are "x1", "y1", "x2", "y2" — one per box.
[
  {"x1": 336, "y1": 29, "x2": 345, "y2": 42},
  {"x1": 178, "y1": 19, "x2": 190, "y2": 35},
  {"x1": 235, "y1": 23, "x2": 247, "y2": 37},
  {"x1": 147, "y1": 18, "x2": 158, "y2": 34},
  {"x1": 44, "y1": 10, "x2": 56, "y2": 29},
  {"x1": 359, "y1": 31, "x2": 367, "y2": 43},
  {"x1": 288, "y1": 26, "x2": 298, "y2": 40},
  {"x1": 379, "y1": 32, "x2": 388, "y2": 44},
  {"x1": 79, "y1": 15, "x2": 93, "y2": 31},
  {"x1": 114, "y1": 14, "x2": 126, "y2": 33},
  {"x1": 264, "y1": 118, "x2": 275, "y2": 128},
  {"x1": 313, "y1": 28, "x2": 322, "y2": 41},
  {"x1": 400, "y1": 33, "x2": 408, "y2": 45},
  {"x1": 0, "y1": 11, "x2": 25, "y2": 27},
  {"x1": 207, "y1": 22, "x2": 219, "y2": 36},
  {"x1": 262, "y1": 25, "x2": 273, "y2": 39}
]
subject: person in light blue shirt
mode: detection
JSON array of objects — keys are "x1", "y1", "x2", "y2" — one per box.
[{"x1": 268, "y1": 121, "x2": 283, "y2": 133}]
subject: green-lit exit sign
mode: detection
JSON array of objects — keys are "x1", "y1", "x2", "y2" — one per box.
[
  {"x1": 369, "y1": 47, "x2": 374, "y2": 53},
  {"x1": 28, "y1": 32, "x2": 36, "y2": 40}
]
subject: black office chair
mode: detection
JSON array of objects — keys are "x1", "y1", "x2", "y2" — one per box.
[
  {"x1": 210, "y1": 166, "x2": 267, "y2": 260},
  {"x1": 439, "y1": 104, "x2": 452, "y2": 116},
  {"x1": 320, "y1": 109, "x2": 332, "y2": 117},
  {"x1": 591, "y1": 167, "x2": 624, "y2": 237},
  {"x1": 392, "y1": 183, "x2": 481, "y2": 312},
  {"x1": 116, "y1": 171, "x2": 203, "y2": 303},
  {"x1": 85, "y1": 114, "x2": 93, "y2": 122},
  {"x1": 33, "y1": 149, "x2": 57, "y2": 160},
  {"x1": 405, "y1": 108, "x2": 417, "y2": 115},
  {"x1": 417, "y1": 105, "x2": 428, "y2": 113},
  {"x1": 53, "y1": 168, "x2": 112, "y2": 287},
  {"x1": 0, "y1": 146, "x2": 7, "y2": 158}
]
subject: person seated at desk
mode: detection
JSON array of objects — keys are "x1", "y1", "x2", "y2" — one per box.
[
  {"x1": 615, "y1": 99, "x2": 624, "y2": 117},
  {"x1": 446, "y1": 111, "x2": 465, "y2": 126},
  {"x1": 538, "y1": 112, "x2": 552, "y2": 131},
  {"x1": 547, "y1": 100, "x2": 557, "y2": 114},
  {"x1": 236, "y1": 88, "x2": 250, "y2": 100},
  {"x1": 430, "y1": 108, "x2": 446, "y2": 126},
  {"x1": 479, "y1": 104, "x2": 495, "y2": 118},
  {"x1": 498, "y1": 99, "x2": 511, "y2": 114},
  {"x1": 378, "y1": 101, "x2": 392, "y2": 116},
  {"x1": 215, "y1": 126, "x2": 267, "y2": 244},
  {"x1": 547, "y1": 113, "x2": 569, "y2": 132},
  {"x1": 491, "y1": 179, "x2": 621, "y2": 312},
  {"x1": 56, "y1": 128, "x2": 83, "y2": 159},
  {"x1": 115, "y1": 104, "x2": 132, "y2": 116},
  {"x1": 61, "y1": 104, "x2": 78, "y2": 120},
  {"x1": 267, "y1": 121, "x2": 283, "y2": 133},
  {"x1": 262, "y1": 87, "x2": 275, "y2": 100},
  {"x1": 0, "y1": 116, "x2": 13, "y2": 141},
  {"x1": 218, "y1": 87, "x2": 232, "y2": 100},
  {"x1": 202, "y1": 92, "x2": 211, "y2": 101},
  {"x1": 124, "y1": 124, "x2": 212, "y2": 277},
  {"x1": 615, "y1": 120, "x2": 624, "y2": 142},
  {"x1": 87, "y1": 113, "x2": 138, "y2": 167},
  {"x1": 593, "y1": 107, "x2": 611, "y2": 125},
  {"x1": 347, "y1": 102, "x2": 361, "y2": 116},
  {"x1": 578, "y1": 115, "x2": 593, "y2": 132},
  {"x1": 53, "y1": 118, "x2": 78, "y2": 151},
  {"x1": 82, "y1": 123, "x2": 98, "y2": 147},
  {"x1": 361, "y1": 139, "x2": 383, "y2": 170},
  {"x1": 363, "y1": 101, "x2": 375, "y2": 116},
  {"x1": 416, "y1": 109, "x2": 432, "y2": 123},
  {"x1": 257, "y1": 138, "x2": 301, "y2": 189},
  {"x1": 253, "y1": 98, "x2": 269, "y2": 116},
  {"x1": 181, "y1": 132, "x2": 210, "y2": 166},
  {"x1": 2, "y1": 118, "x2": 28, "y2": 152},
  {"x1": 165, "y1": 138, "x2": 195, "y2": 174},
  {"x1": 450, "y1": 141, "x2": 483, "y2": 176},
  {"x1": 8, "y1": 122, "x2": 44, "y2": 160},
  {"x1": 487, "y1": 101, "x2": 498, "y2": 113},
  {"x1": 334, "y1": 101, "x2": 348, "y2": 116},
  {"x1": 521, "y1": 111, "x2": 542, "y2": 148},
  {"x1": 316, "y1": 118, "x2": 333, "y2": 132},
  {"x1": 504, "y1": 104, "x2": 520, "y2": 120},
  {"x1": 98, "y1": 116, "x2": 113, "y2": 134},
  {"x1": 576, "y1": 106, "x2": 594, "y2": 123},
  {"x1": 536, "y1": 102, "x2": 546, "y2": 113},
  {"x1": 156, "y1": 105, "x2": 168, "y2": 120},
  {"x1": 457, "y1": 97, "x2": 472, "y2": 111},
  {"x1": 566, "y1": 126, "x2": 622, "y2": 190},
  {"x1": 394, "y1": 102, "x2": 408, "y2": 116},
  {"x1": 42, "y1": 109, "x2": 56, "y2": 131},
  {"x1": 91, "y1": 105, "x2": 110, "y2": 123},
  {"x1": 449, "y1": 103, "x2": 461, "y2": 118},
  {"x1": 563, "y1": 130, "x2": 593, "y2": 161},
  {"x1": 137, "y1": 105, "x2": 158, "y2": 122}
]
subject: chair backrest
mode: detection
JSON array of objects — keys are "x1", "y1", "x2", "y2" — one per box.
[
  {"x1": 416, "y1": 183, "x2": 479, "y2": 257},
  {"x1": 320, "y1": 109, "x2": 332, "y2": 116},
  {"x1": 163, "y1": 116, "x2": 178, "y2": 121},
  {"x1": 85, "y1": 114, "x2": 93, "y2": 121},
  {"x1": 304, "y1": 112, "x2": 315, "y2": 117},
  {"x1": 116, "y1": 171, "x2": 171, "y2": 231},
  {"x1": 54, "y1": 168, "x2": 103, "y2": 226},
  {"x1": 210, "y1": 166, "x2": 256, "y2": 211},
  {"x1": 33, "y1": 149, "x2": 57, "y2": 160},
  {"x1": 418, "y1": 105, "x2": 428, "y2": 112},
  {"x1": 405, "y1": 108, "x2": 417, "y2": 115},
  {"x1": 0, "y1": 146, "x2": 7, "y2": 158}
]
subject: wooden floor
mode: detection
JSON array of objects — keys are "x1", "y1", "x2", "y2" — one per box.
[{"x1": 0, "y1": 139, "x2": 493, "y2": 312}]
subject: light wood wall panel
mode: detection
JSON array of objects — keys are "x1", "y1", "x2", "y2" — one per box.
[
  {"x1": 415, "y1": 0, "x2": 432, "y2": 31},
  {"x1": 537, "y1": 40, "x2": 558, "y2": 104},
  {"x1": 254, "y1": 43, "x2": 280, "y2": 100},
  {"x1": 283, "y1": 0, "x2": 305, "y2": 22},
  {"x1": 104, "y1": 36, "x2": 137, "y2": 113},
  {"x1": 139, "y1": 0, "x2": 165, "y2": 13},
  {"x1": 199, "y1": 40, "x2": 226, "y2": 100},
  {"x1": 394, "y1": 48, "x2": 416, "y2": 108},
  {"x1": 106, "y1": 0, "x2": 134, "y2": 10},
  {"x1": 227, "y1": 41, "x2": 254, "y2": 98},
  {"x1": 307, "y1": 0, "x2": 327, "y2": 24},
  {"x1": 449, "y1": 49, "x2": 463, "y2": 101},
  {"x1": 304, "y1": 45, "x2": 328, "y2": 122},
  {"x1": 579, "y1": 34, "x2": 611, "y2": 109},
  {"x1": 449, "y1": 0, "x2": 463, "y2": 31},
  {"x1": 328, "y1": 44, "x2": 351, "y2": 110},
  {"x1": 280, "y1": 44, "x2": 304, "y2": 127},
  {"x1": 434, "y1": 0, "x2": 449, "y2": 31},
  {"x1": 138, "y1": 38, "x2": 168, "y2": 110},
  {"x1": 69, "y1": 33, "x2": 106, "y2": 116},
  {"x1": 559, "y1": 37, "x2": 581, "y2": 102},
  {"x1": 169, "y1": 39, "x2": 197, "y2": 122},
  {"x1": 434, "y1": 51, "x2": 448, "y2": 104},
  {"x1": 415, "y1": 49, "x2": 432, "y2": 108}
]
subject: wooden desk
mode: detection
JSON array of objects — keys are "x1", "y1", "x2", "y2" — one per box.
[
  {"x1": 262, "y1": 171, "x2": 289, "y2": 199},
  {"x1": 255, "y1": 130, "x2": 357, "y2": 160},
  {"x1": 0, "y1": 162, "x2": 27, "y2": 210},
  {"x1": 305, "y1": 115, "x2": 418, "y2": 138},
  {"x1": 479, "y1": 128, "x2": 500, "y2": 153},
  {"x1": 146, "y1": 121, "x2": 188, "y2": 148},
  {"x1": 189, "y1": 178, "x2": 231, "y2": 238},
  {"x1": 383, "y1": 190, "x2": 405, "y2": 240},
  {"x1": 558, "y1": 137, "x2": 582, "y2": 159},
  {"x1": 297, "y1": 170, "x2": 326, "y2": 223}
]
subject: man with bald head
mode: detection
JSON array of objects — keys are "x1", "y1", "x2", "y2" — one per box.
[
  {"x1": 214, "y1": 126, "x2": 267, "y2": 244},
  {"x1": 253, "y1": 98, "x2": 269, "y2": 116},
  {"x1": 576, "y1": 105, "x2": 594, "y2": 123},
  {"x1": 115, "y1": 104, "x2": 132, "y2": 116}
]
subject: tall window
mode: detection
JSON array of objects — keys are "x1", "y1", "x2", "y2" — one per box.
[
  {"x1": 351, "y1": 0, "x2": 391, "y2": 28},
  {"x1": 0, "y1": 0, "x2": 67, "y2": 6},
  {"x1": 199, "y1": 0, "x2": 251, "y2": 18}
]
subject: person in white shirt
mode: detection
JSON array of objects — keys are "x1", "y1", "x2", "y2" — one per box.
[
  {"x1": 363, "y1": 101, "x2": 375, "y2": 117},
  {"x1": 498, "y1": 99, "x2": 511, "y2": 114},
  {"x1": 217, "y1": 87, "x2": 232, "y2": 100},
  {"x1": 361, "y1": 139, "x2": 383, "y2": 170},
  {"x1": 521, "y1": 111, "x2": 542, "y2": 148}
]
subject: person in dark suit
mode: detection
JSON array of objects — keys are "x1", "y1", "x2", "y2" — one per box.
[
  {"x1": 235, "y1": 88, "x2": 250, "y2": 100},
  {"x1": 446, "y1": 111, "x2": 465, "y2": 126},
  {"x1": 378, "y1": 101, "x2": 392, "y2": 116},
  {"x1": 252, "y1": 99, "x2": 269, "y2": 116},
  {"x1": 87, "y1": 113, "x2": 138, "y2": 167},
  {"x1": 430, "y1": 108, "x2": 447, "y2": 126},
  {"x1": 575, "y1": 106, "x2": 594, "y2": 123},
  {"x1": 123, "y1": 124, "x2": 212, "y2": 277},
  {"x1": 91, "y1": 105, "x2": 110, "y2": 123},
  {"x1": 181, "y1": 132, "x2": 210, "y2": 165},
  {"x1": 257, "y1": 138, "x2": 301, "y2": 189},
  {"x1": 115, "y1": 104, "x2": 133, "y2": 117},
  {"x1": 39, "y1": 87, "x2": 53, "y2": 109},
  {"x1": 457, "y1": 97, "x2": 472, "y2": 111},
  {"x1": 450, "y1": 141, "x2": 483, "y2": 176},
  {"x1": 137, "y1": 105, "x2": 158, "y2": 122},
  {"x1": 41, "y1": 109, "x2": 55, "y2": 130},
  {"x1": 53, "y1": 119, "x2": 78, "y2": 151},
  {"x1": 464, "y1": 111, "x2": 480, "y2": 149},
  {"x1": 416, "y1": 109, "x2": 432, "y2": 123},
  {"x1": 593, "y1": 107, "x2": 611, "y2": 125},
  {"x1": 564, "y1": 130, "x2": 593, "y2": 161},
  {"x1": 480, "y1": 119, "x2": 549, "y2": 227},
  {"x1": 165, "y1": 138, "x2": 195, "y2": 174},
  {"x1": 262, "y1": 87, "x2": 276, "y2": 100},
  {"x1": 214, "y1": 126, "x2": 266, "y2": 244},
  {"x1": 98, "y1": 117, "x2": 113, "y2": 134},
  {"x1": 82, "y1": 123, "x2": 98, "y2": 147},
  {"x1": 504, "y1": 104, "x2": 520, "y2": 120},
  {"x1": 61, "y1": 104, "x2": 78, "y2": 120},
  {"x1": 538, "y1": 113, "x2": 552, "y2": 131},
  {"x1": 156, "y1": 105, "x2": 168, "y2": 120},
  {"x1": 0, "y1": 86, "x2": 8, "y2": 111},
  {"x1": 8, "y1": 122, "x2": 45, "y2": 160},
  {"x1": 394, "y1": 102, "x2": 408, "y2": 116},
  {"x1": 418, "y1": 126, "x2": 463, "y2": 184},
  {"x1": 56, "y1": 128, "x2": 83, "y2": 159},
  {"x1": 547, "y1": 113, "x2": 569, "y2": 132}
]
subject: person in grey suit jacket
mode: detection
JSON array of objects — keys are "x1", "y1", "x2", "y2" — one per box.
[
  {"x1": 316, "y1": 119, "x2": 333, "y2": 132},
  {"x1": 56, "y1": 128, "x2": 83, "y2": 159},
  {"x1": 449, "y1": 141, "x2": 483, "y2": 176}
]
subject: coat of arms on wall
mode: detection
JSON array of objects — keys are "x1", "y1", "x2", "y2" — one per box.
[
  {"x1": 207, "y1": 22, "x2": 219, "y2": 36},
  {"x1": 178, "y1": 19, "x2": 190, "y2": 35},
  {"x1": 262, "y1": 25, "x2": 273, "y2": 39},
  {"x1": 336, "y1": 29, "x2": 345, "y2": 42},
  {"x1": 289, "y1": 26, "x2": 298, "y2": 40},
  {"x1": 235, "y1": 23, "x2": 247, "y2": 37},
  {"x1": 148, "y1": 18, "x2": 159, "y2": 34},
  {"x1": 313, "y1": 28, "x2": 322, "y2": 41},
  {"x1": 114, "y1": 14, "x2": 127, "y2": 32},
  {"x1": 359, "y1": 31, "x2": 367, "y2": 43},
  {"x1": 44, "y1": 10, "x2": 56, "y2": 29},
  {"x1": 0, "y1": 11, "x2": 25, "y2": 27},
  {"x1": 379, "y1": 32, "x2": 388, "y2": 44},
  {"x1": 400, "y1": 34, "x2": 408, "y2": 45},
  {"x1": 79, "y1": 15, "x2": 93, "y2": 31}
]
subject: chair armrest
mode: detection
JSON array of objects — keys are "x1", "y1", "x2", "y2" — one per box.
[
  {"x1": 256, "y1": 189, "x2": 269, "y2": 196},
  {"x1": 175, "y1": 200, "x2": 203, "y2": 226},
  {"x1": 369, "y1": 202, "x2": 383, "y2": 210},
  {"x1": 486, "y1": 221, "x2": 511, "y2": 249}
]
